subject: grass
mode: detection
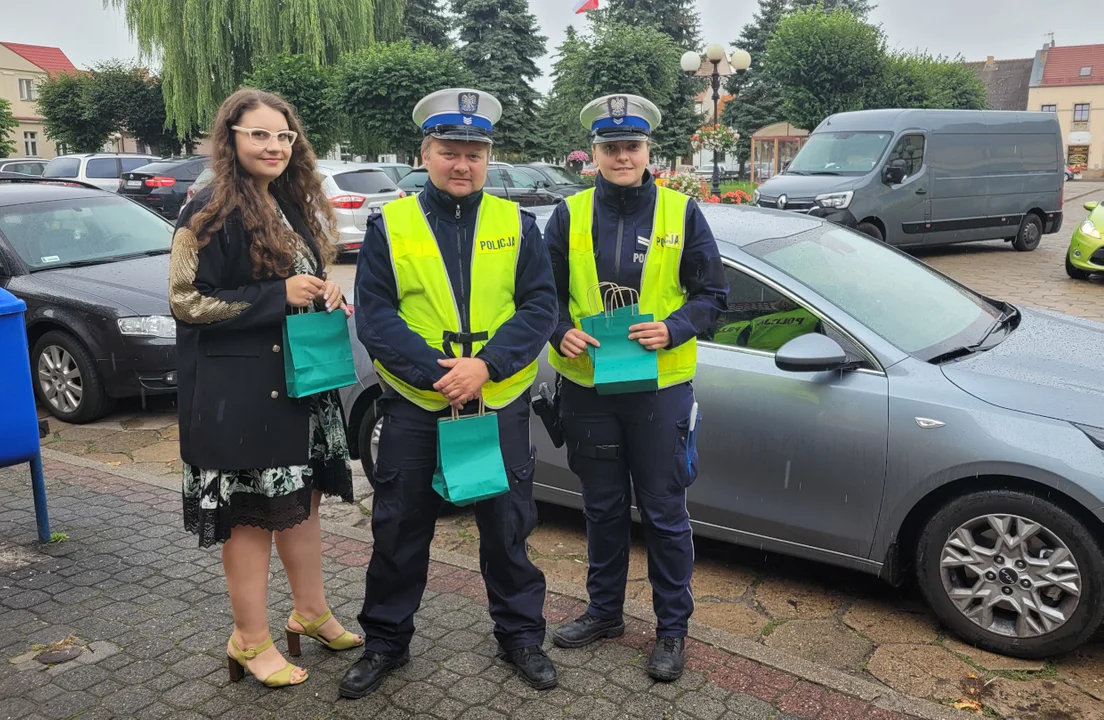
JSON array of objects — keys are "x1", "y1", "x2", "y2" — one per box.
[
  {"x1": 760, "y1": 618, "x2": 789, "y2": 638},
  {"x1": 719, "y1": 180, "x2": 758, "y2": 195},
  {"x1": 48, "y1": 532, "x2": 68, "y2": 543}
]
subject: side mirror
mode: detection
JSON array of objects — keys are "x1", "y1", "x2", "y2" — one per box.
[
  {"x1": 884, "y1": 159, "x2": 907, "y2": 185},
  {"x1": 1084, "y1": 201, "x2": 1099, "y2": 212},
  {"x1": 774, "y1": 334, "x2": 849, "y2": 373}
]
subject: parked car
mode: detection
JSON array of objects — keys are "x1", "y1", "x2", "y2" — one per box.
[
  {"x1": 0, "y1": 158, "x2": 47, "y2": 176},
  {"x1": 118, "y1": 156, "x2": 209, "y2": 220},
  {"x1": 363, "y1": 162, "x2": 413, "y2": 184},
  {"x1": 756, "y1": 109, "x2": 1065, "y2": 251},
  {"x1": 1065, "y1": 164, "x2": 1076, "y2": 181},
  {"x1": 42, "y1": 153, "x2": 162, "y2": 193},
  {"x1": 1066, "y1": 199, "x2": 1104, "y2": 280},
  {"x1": 339, "y1": 202, "x2": 1104, "y2": 660},
  {"x1": 396, "y1": 167, "x2": 565, "y2": 207},
  {"x1": 0, "y1": 178, "x2": 177, "y2": 423},
  {"x1": 517, "y1": 163, "x2": 589, "y2": 197},
  {"x1": 183, "y1": 166, "x2": 215, "y2": 211},
  {"x1": 695, "y1": 163, "x2": 740, "y2": 181},
  {"x1": 317, "y1": 161, "x2": 404, "y2": 255}
]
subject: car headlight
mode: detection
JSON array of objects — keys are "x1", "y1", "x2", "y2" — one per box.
[
  {"x1": 753, "y1": 189, "x2": 760, "y2": 204},
  {"x1": 117, "y1": 316, "x2": 176, "y2": 339},
  {"x1": 1079, "y1": 219, "x2": 1102, "y2": 239},
  {"x1": 815, "y1": 191, "x2": 854, "y2": 210},
  {"x1": 1074, "y1": 423, "x2": 1104, "y2": 450}
]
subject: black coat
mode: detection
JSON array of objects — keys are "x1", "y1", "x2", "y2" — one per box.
[{"x1": 169, "y1": 187, "x2": 325, "y2": 470}]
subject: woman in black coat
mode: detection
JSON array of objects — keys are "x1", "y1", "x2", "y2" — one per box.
[{"x1": 169, "y1": 88, "x2": 362, "y2": 688}]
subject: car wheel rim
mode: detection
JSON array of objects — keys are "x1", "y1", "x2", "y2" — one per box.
[
  {"x1": 370, "y1": 417, "x2": 383, "y2": 467},
  {"x1": 940, "y1": 513, "x2": 1081, "y2": 638},
  {"x1": 1025, "y1": 224, "x2": 1040, "y2": 245},
  {"x1": 37, "y1": 345, "x2": 83, "y2": 414}
]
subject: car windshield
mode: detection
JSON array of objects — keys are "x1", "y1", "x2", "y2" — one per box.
[
  {"x1": 398, "y1": 170, "x2": 427, "y2": 191},
  {"x1": 331, "y1": 170, "x2": 396, "y2": 194},
  {"x1": 744, "y1": 225, "x2": 1001, "y2": 358},
  {"x1": 0, "y1": 196, "x2": 173, "y2": 270},
  {"x1": 785, "y1": 131, "x2": 894, "y2": 175},
  {"x1": 538, "y1": 166, "x2": 581, "y2": 185}
]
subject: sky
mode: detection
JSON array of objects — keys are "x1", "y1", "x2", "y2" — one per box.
[{"x1": 1, "y1": 0, "x2": 1100, "y2": 95}]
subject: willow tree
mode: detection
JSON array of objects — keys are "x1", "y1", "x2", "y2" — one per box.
[{"x1": 106, "y1": 0, "x2": 405, "y2": 134}]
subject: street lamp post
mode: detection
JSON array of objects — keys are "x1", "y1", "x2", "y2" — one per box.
[{"x1": 681, "y1": 46, "x2": 751, "y2": 199}]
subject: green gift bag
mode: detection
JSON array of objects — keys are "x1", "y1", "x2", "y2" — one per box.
[
  {"x1": 589, "y1": 285, "x2": 659, "y2": 395},
  {"x1": 282, "y1": 308, "x2": 358, "y2": 399},
  {"x1": 432, "y1": 399, "x2": 510, "y2": 506}
]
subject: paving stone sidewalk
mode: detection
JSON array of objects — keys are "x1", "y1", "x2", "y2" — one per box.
[{"x1": 0, "y1": 457, "x2": 936, "y2": 720}]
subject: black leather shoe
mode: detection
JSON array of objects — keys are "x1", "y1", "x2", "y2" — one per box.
[
  {"x1": 647, "y1": 636, "x2": 685, "y2": 681},
  {"x1": 338, "y1": 649, "x2": 410, "y2": 698},
  {"x1": 501, "y1": 645, "x2": 558, "y2": 690},
  {"x1": 551, "y1": 613, "x2": 626, "y2": 649}
]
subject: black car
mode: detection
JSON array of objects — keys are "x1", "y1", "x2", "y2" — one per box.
[
  {"x1": 517, "y1": 163, "x2": 588, "y2": 197},
  {"x1": 396, "y1": 166, "x2": 565, "y2": 207},
  {"x1": 0, "y1": 178, "x2": 177, "y2": 423},
  {"x1": 119, "y1": 156, "x2": 209, "y2": 220}
]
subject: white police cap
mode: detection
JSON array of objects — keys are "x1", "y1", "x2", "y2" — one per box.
[
  {"x1": 579, "y1": 94, "x2": 662, "y2": 143},
  {"x1": 412, "y1": 88, "x2": 502, "y2": 144}
]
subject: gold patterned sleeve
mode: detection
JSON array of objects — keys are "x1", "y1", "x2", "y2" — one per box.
[{"x1": 168, "y1": 226, "x2": 289, "y2": 329}]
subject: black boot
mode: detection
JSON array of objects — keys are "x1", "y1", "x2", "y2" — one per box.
[
  {"x1": 501, "y1": 645, "x2": 558, "y2": 690},
  {"x1": 551, "y1": 613, "x2": 626, "y2": 649},
  {"x1": 647, "y1": 637, "x2": 685, "y2": 681},
  {"x1": 338, "y1": 649, "x2": 410, "y2": 698}
]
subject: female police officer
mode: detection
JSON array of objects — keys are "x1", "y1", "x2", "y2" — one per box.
[{"x1": 545, "y1": 94, "x2": 728, "y2": 681}]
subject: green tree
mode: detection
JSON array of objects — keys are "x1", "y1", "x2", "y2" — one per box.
[
  {"x1": 541, "y1": 26, "x2": 589, "y2": 159},
  {"x1": 332, "y1": 40, "x2": 473, "y2": 162},
  {"x1": 36, "y1": 72, "x2": 115, "y2": 153},
  {"x1": 593, "y1": 0, "x2": 703, "y2": 165},
  {"x1": 548, "y1": 22, "x2": 682, "y2": 160},
  {"x1": 85, "y1": 61, "x2": 190, "y2": 155},
  {"x1": 405, "y1": 0, "x2": 451, "y2": 49},
  {"x1": 106, "y1": 0, "x2": 405, "y2": 134},
  {"x1": 452, "y1": 0, "x2": 546, "y2": 157},
  {"x1": 246, "y1": 54, "x2": 341, "y2": 154},
  {"x1": 788, "y1": 0, "x2": 874, "y2": 18},
  {"x1": 722, "y1": 0, "x2": 787, "y2": 169},
  {"x1": 0, "y1": 99, "x2": 18, "y2": 158},
  {"x1": 765, "y1": 8, "x2": 886, "y2": 132}
]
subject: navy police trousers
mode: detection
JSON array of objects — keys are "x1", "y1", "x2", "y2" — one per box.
[
  {"x1": 560, "y1": 380, "x2": 698, "y2": 638},
  {"x1": 357, "y1": 394, "x2": 547, "y2": 655}
]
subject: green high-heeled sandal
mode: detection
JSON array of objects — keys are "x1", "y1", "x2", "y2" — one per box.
[
  {"x1": 285, "y1": 609, "x2": 365, "y2": 656},
  {"x1": 227, "y1": 636, "x2": 307, "y2": 688}
]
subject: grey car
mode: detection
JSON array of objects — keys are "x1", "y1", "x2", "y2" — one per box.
[{"x1": 339, "y1": 204, "x2": 1104, "y2": 660}]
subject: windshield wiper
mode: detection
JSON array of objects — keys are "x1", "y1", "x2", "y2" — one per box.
[
  {"x1": 786, "y1": 170, "x2": 808, "y2": 175},
  {"x1": 928, "y1": 305, "x2": 1019, "y2": 365},
  {"x1": 114, "y1": 249, "x2": 170, "y2": 259},
  {"x1": 807, "y1": 171, "x2": 842, "y2": 176}
]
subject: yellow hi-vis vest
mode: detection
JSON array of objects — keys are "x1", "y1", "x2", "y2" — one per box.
[
  {"x1": 548, "y1": 185, "x2": 696, "y2": 388},
  {"x1": 373, "y1": 193, "x2": 537, "y2": 411}
]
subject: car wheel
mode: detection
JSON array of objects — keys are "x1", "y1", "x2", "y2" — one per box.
[
  {"x1": 356, "y1": 401, "x2": 382, "y2": 480},
  {"x1": 916, "y1": 489, "x2": 1104, "y2": 658},
  {"x1": 1012, "y1": 214, "x2": 1043, "y2": 251},
  {"x1": 31, "y1": 331, "x2": 113, "y2": 424},
  {"x1": 1066, "y1": 254, "x2": 1091, "y2": 280},
  {"x1": 855, "y1": 222, "x2": 884, "y2": 242}
]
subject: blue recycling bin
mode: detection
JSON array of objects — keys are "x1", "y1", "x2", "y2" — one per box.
[{"x1": 0, "y1": 287, "x2": 51, "y2": 542}]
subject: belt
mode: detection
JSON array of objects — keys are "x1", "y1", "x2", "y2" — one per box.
[{"x1": 442, "y1": 330, "x2": 489, "y2": 359}]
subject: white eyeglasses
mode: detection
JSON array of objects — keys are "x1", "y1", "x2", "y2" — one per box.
[{"x1": 231, "y1": 125, "x2": 298, "y2": 147}]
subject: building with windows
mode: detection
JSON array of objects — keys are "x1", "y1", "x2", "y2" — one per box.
[
  {"x1": 1028, "y1": 43, "x2": 1104, "y2": 178},
  {"x1": 0, "y1": 42, "x2": 78, "y2": 160},
  {"x1": 963, "y1": 55, "x2": 1034, "y2": 111}
]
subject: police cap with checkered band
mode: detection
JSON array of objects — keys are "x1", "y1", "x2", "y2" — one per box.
[
  {"x1": 579, "y1": 94, "x2": 662, "y2": 143},
  {"x1": 413, "y1": 88, "x2": 503, "y2": 144}
]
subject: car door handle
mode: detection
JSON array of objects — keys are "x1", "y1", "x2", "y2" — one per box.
[{"x1": 915, "y1": 188, "x2": 927, "y2": 195}]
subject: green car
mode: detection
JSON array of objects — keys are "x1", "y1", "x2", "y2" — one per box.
[{"x1": 1066, "y1": 199, "x2": 1104, "y2": 279}]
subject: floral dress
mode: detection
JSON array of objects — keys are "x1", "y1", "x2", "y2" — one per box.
[{"x1": 182, "y1": 208, "x2": 354, "y2": 548}]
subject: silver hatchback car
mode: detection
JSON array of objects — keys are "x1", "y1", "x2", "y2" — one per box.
[
  {"x1": 339, "y1": 204, "x2": 1104, "y2": 660},
  {"x1": 316, "y1": 161, "x2": 403, "y2": 255},
  {"x1": 42, "y1": 153, "x2": 162, "y2": 193}
]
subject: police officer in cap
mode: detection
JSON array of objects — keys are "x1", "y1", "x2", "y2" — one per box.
[
  {"x1": 340, "y1": 88, "x2": 559, "y2": 697},
  {"x1": 545, "y1": 94, "x2": 728, "y2": 681}
]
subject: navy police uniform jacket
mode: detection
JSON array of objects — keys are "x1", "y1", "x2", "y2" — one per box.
[
  {"x1": 354, "y1": 180, "x2": 557, "y2": 392},
  {"x1": 546, "y1": 171, "x2": 729, "y2": 351}
]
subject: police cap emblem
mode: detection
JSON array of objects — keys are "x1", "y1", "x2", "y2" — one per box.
[
  {"x1": 608, "y1": 95, "x2": 628, "y2": 125},
  {"x1": 459, "y1": 92, "x2": 479, "y2": 115}
]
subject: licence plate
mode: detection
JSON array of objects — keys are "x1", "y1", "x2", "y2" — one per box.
[{"x1": 125, "y1": 180, "x2": 142, "y2": 188}]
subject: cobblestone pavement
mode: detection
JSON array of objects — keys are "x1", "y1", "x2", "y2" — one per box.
[
  {"x1": 0, "y1": 457, "x2": 937, "y2": 720},
  {"x1": 24, "y1": 181, "x2": 1104, "y2": 718}
]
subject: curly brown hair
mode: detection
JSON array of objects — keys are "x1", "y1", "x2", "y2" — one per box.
[{"x1": 188, "y1": 88, "x2": 337, "y2": 279}]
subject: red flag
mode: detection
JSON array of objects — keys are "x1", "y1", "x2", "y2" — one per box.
[{"x1": 573, "y1": 0, "x2": 599, "y2": 13}]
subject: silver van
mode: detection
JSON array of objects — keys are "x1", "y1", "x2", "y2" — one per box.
[{"x1": 754, "y1": 109, "x2": 1064, "y2": 251}]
